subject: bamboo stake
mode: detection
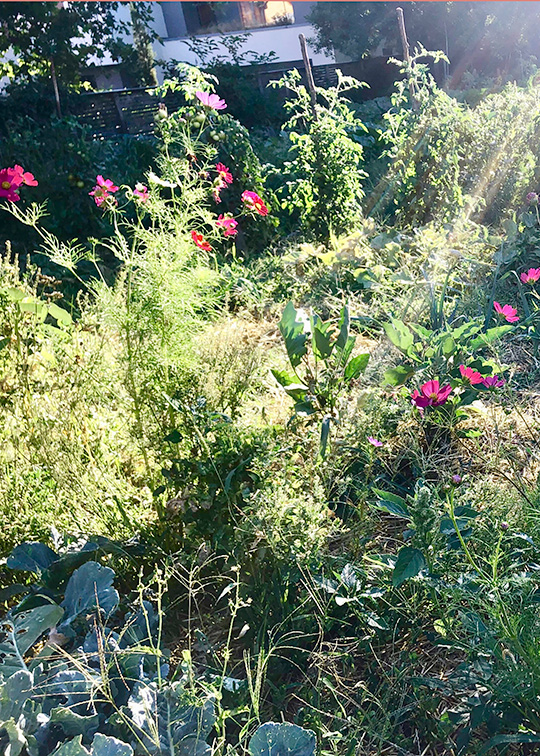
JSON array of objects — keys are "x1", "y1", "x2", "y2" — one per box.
[
  {"x1": 299, "y1": 33, "x2": 318, "y2": 120},
  {"x1": 396, "y1": 7, "x2": 418, "y2": 111}
]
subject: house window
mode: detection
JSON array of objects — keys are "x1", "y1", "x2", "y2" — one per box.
[{"x1": 182, "y1": 1, "x2": 294, "y2": 35}]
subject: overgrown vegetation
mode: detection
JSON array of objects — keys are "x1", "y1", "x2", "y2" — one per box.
[{"x1": 5, "y1": 34, "x2": 540, "y2": 756}]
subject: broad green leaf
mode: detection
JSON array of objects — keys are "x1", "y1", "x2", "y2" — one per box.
[
  {"x1": 469, "y1": 325, "x2": 513, "y2": 349},
  {"x1": 248, "y1": 722, "x2": 316, "y2": 756},
  {"x1": 0, "y1": 670, "x2": 33, "y2": 721},
  {"x1": 383, "y1": 365, "x2": 414, "y2": 386},
  {"x1": 18, "y1": 297, "x2": 47, "y2": 321},
  {"x1": 371, "y1": 500, "x2": 411, "y2": 519},
  {"x1": 372, "y1": 488, "x2": 407, "y2": 508},
  {"x1": 61, "y1": 562, "x2": 119, "y2": 628},
  {"x1": 51, "y1": 736, "x2": 90, "y2": 756},
  {"x1": 5, "y1": 288, "x2": 25, "y2": 302},
  {"x1": 270, "y1": 369, "x2": 302, "y2": 388},
  {"x1": 7, "y1": 542, "x2": 58, "y2": 574},
  {"x1": 0, "y1": 718, "x2": 26, "y2": 756},
  {"x1": 48, "y1": 303, "x2": 72, "y2": 326},
  {"x1": 126, "y1": 681, "x2": 215, "y2": 756},
  {"x1": 383, "y1": 319, "x2": 413, "y2": 352},
  {"x1": 340, "y1": 334, "x2": 356, "y2": 366},
  {"x1": 0, "y1": 604, "x2": 63, "y2": 679},
  {"x1": 312, "y1": 320, "x2": 333, "y2": 360},
  {"x1": 293, "y1": 401, "x2": 316, "y2": 417},
  {"x1": 335, "y1": 306, "x2": 350, "y2": 351},
  {"x1": 344, "y1": 353, "x2": 369, "y2": 380},
  {"x1": 440, "y1": 335, "x2": 456, "y2": 357},
  {"x1": 392, "y1": 547, "x2": 426, "y2": 587},
  {"x1": 477, "y1": 734, "x2": 540, "y2": 756},
  {"x1": 50, "y1": 707, "x2": 100, "y2": 738},
  {"x1": 279, "y1": 302, "x2": 308, "y2": 369},
  {"x1": 91, "y1": 734, "x2": 133, "y2": 756}
]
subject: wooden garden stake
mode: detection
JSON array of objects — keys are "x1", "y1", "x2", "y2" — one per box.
[
  {"x1": 299, "y1": 33, "x2": 318, "y2": 120},
  {"x1": 396, "y1": 7, "x2": 419, "y2": 111}
]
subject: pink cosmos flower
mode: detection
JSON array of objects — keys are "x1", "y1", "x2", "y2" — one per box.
[
  {"x1": 195, "y1": 91, "x2": 227, "y2": 110},
  {"x1": 241, "y1": 190, "x2": 268, "y2": 216},
  {"x1": 216, "y1": 163, "x2": 233, "y2": 185},
  {"x1": 411, "y1": 380, "x2": 452, "y2": 408},
  {"x1": 493, "y1": 301, "x2": 519, "y2": 323},
  {"x1": 0, "y1": 167, "x2": 23, "y2": 202},
  {"x1": 520, "y1": 268, "x2": 540, "y2": 284},
  {"x1": 482, "y1": 375, "x2": 505, "y2": 388},
  {"x1": 216, "y1": 214, "x2": 238, "y2": 237},
  {"x1": 13, "y1": 165, "x2": 38, "y2": 186},
  {"x1": 133, "y1": 183, "x2": 149, "y2": 202},
  {"x1": 459, "y1": 365, "x2": 484, "y2": 385},
  {"x1": 367, "y1": 436, "x2": 383, "y2": 447},
  {"x1": 191, "y1": 230, "x2": 212, "y2": 251},
  {"x1": 89, "y1": 175, "x2": 119, "y2": 208}
]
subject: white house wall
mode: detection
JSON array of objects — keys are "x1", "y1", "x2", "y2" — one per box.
[{"x1": 156, "y1": 22, "x2": 334, "y2": 79}]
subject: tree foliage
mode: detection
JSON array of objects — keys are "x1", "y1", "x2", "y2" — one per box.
[
  {"x1": 0, "y1": 2, "x2": 155, "y2": 89},
  {"x1": 308, "y1": 2, "x2": 540, "y2": 83}
]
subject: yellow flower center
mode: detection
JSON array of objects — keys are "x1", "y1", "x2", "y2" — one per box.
[{"x1": 1, "y1": 181, "x2": 11, "y2": 190}]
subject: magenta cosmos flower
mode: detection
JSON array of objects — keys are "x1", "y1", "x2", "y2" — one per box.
[
  {"x1": 195, "y1": 91, "x2": 227, "y2": 110},
  {"x1": 527, "y1": 192, "x2": 539, "y2": 205},
  {"x1": 459, "y1": 365, "x2": 484, "y2": 385},
  {"x1": 216, "y1": 163, "x2": 233, "y2": 185},
  {"x1": 520, "y1": 268, "x2": 540, "y2": 284},
  {"x1": 133, "y1": 183, "x2": 149, "y2": 202},
  {"x1": 367, "y1": 436, "x2": 383, "y2": 447},
  {"x1": 241, "y1": 190, "x2": 268, "y2": 216},
  {"x1": 493, "y1": 301, "x2": 519, "y2": 323},
  {"x1": 13, "y1": 165, "x2": 38, "y2": 187},
  {"x1": 216, "y1": 214, "x2": 238, "y2": 237},
  {"x1": 411, "y1": 380, "x2": 452, "y2": 408},
  {"x1": 89, "y1": 175, "x2": 119, "y2": 208},
  {"x1": 0, "y1": 165, "x2": 38, "y2": 202},
  {"x1": 482, "y1": 375, "x2": 505, "y2": 388}
]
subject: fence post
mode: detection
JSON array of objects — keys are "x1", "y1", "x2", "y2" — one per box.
[{"x1": 299, "y1": 33, "x2": 318, "y2": 121}]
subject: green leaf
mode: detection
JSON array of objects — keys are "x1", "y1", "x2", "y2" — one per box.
[
  {"x1": 336, "y1": 305, "x2": 350, "y2": 351},
  {"x1": 371, "y1": 500, "x2": 411, "y2": 519},
  {"x1": 48, "y1": 302, "x2": 72, "y2": 326},
  {"x1": 279, "y1": 302, "x2": 308, "y2": 369},
  {"x1": 50, "y1": 707, "x2": 100, "y2": 738},
  {"x1": 51, "y1": 736, "x2": 90, "y2": 756},
  {"x1": 18, "y1": 297, "x2": 47, "y2": 321},
  {"x1": 0, "y1": 718, "x2": 26, "y2": 756},
  {"x1": 383, "y1": 319, "x2": 413, "y2": 353},
  {"x1": 372, "y1": 488, "x2": 407, "y2": 508},
  {"x1": 7, "y1": 542, "x2": 58, "y2": 574},
  {"x1": 440, "y1": 335, "x2": 456, "y2": 357},
  {"x1": 60, "y1": 562, "x2": 119, "y2": 629},
  {"x1": 91, "y1": 734, "x2": 133, "y2": 756},
  {"x1": 344, "y1": 353, "x2": 369, "y2": 380},
  {"x1": 312, "y1": 319, "x2": 333, "y2": 360},
  {"x1": 319, "y1": 416, "x2": 332, "y2": 458},
  {"x1": 0, "y1": 604, "x2": 64, "y2": 679},
  {"x1": 383, "y1": 365, "x2": 414, "y2": 386},
  {"x1": 248, "y1": 722, "x2": 316, "y2": 756},
  {"x1": 5, "y1": 287, "x2": 25, "y2": 302},
  {"x1": 469, "y1": 325, "x2": 513, "y2": 348},
  {"x1": 477, "y1": 734, "x2": 540, "y2": 756},
  {"x1": 392, "y1": 547, "x2": 426, "y2": 587},
  {"x1": 165, "y1": 430, "x2": 183, "y2": 444}
]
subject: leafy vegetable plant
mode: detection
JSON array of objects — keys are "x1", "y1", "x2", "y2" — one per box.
[{"x1": 272, "y1": 302, "x2": 369, "y2": 457}]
